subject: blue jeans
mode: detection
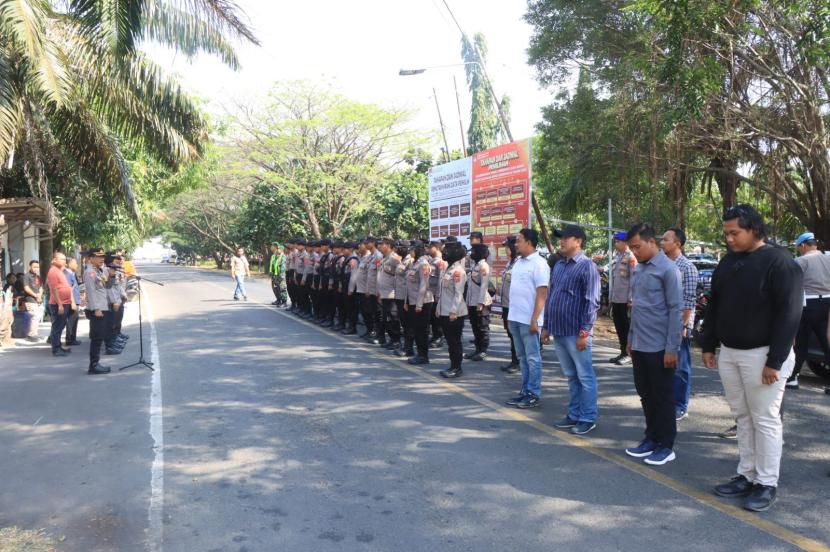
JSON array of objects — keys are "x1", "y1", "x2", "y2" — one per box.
[
  {"x1": 234, "y1": 275, "x2": 247, "y2": 299},
  {"x1": 508, "y1": 321, "x2": 543, "y2": 398},
  {"x1": 553, "y1": 335, "x2": 597, "y2": 423},
  {"x1": 48, "y1": 303, "x2": 69, "y2": 352},
  {"x1": 673, "y1": 336, "x2": 692, "y2": 413}
]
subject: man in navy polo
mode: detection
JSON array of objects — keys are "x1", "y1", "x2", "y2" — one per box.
[{"x1": 542, "y1": 225, "x2": 601, "y2": 436}]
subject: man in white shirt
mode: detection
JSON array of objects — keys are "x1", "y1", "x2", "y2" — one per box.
[
  {"x1": 504, "y1": 228, "x2": 550, "y2": 409},
  {"x1": 231, "y1": 247, "x2": 251, "y2": 301}
]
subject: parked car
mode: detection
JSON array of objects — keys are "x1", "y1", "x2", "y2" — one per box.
[
  {"x1": 807, "y1": 333, "x2": 830, "y2": 380},
  {"x1": 687, "y1": 255, "x2": 719, "y2": 291}
]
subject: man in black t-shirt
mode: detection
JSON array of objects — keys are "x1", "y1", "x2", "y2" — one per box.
[
  {"x1": 700, "y1": 205, "x2": 802, "y2": 513},
  {"x1": 22, "y1": 260, "x2": 43, "y2": 342}
]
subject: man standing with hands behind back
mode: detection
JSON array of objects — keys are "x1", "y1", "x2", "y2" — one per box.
[
  {"x1": 623, "y1": 224, "x2": 683, "y2": 467},
  {"x1": 83, "y1": 248, "x2": 113, "y2": 375},
  {"x1": 700, "y1": 205, "x2": 802, "y2": 512}
]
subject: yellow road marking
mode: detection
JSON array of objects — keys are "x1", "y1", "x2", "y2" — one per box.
[{"x1": 193, "y1": 273, "x2": 829, "y2": 551}]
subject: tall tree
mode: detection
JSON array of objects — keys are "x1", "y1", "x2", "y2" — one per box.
[
  {"x1": 462, "y1": 32, "x2": 510, "y2": 153},
  {"x1": 228, "y1": 82, "x2": 423, "y2": 238}
]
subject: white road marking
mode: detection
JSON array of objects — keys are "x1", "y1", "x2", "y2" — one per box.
[{"x1": 145, "y1": 288, "x2": 164, "y2": 552}]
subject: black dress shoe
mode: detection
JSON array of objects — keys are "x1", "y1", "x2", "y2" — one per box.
[
  {"x1": 52, "y1": 349, "x2": 69, "y2": 357},
  {"x1": 67, "y1": 340, "x2": 82, "y2": 346},
  {"x1": 470, "y1": 352, "x2": 487, "y2": 361},
  {"x1": 88, "y1": 365, "x2": 111, "y2": 375},
  {"x1": 404, "y1": 349, "x2": 415, "y2": 357},
  {"x1": 440, "y1": 368, "x2": 463, "y2": 378},
  {"x1": 342, "y1": 327, "x2": 357, "y2": 335},
  {"x1": 744, "y1": 484, "x2": 776, "y2": 512},
  {"x1": 429, "y1": 338, "x2": 445, "y2": 349},
  {"x1": 501, "y1": 362, "x2": 519, "y2": 373},
  {"x1": 464, "y1": 350, "x2": 479, "y2": 360},
  {"x1": 408, "y1": 356, "x2": 429, "y2": 365},
  {"x1": 104, "y1": 348, "x2": 122, "y2": 355},
  {"x1": 714, "y1": 475, "x2": 754, "y2": 498}
]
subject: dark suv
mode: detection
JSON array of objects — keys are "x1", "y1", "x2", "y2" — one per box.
[{"x1": 807, "y1": 333, "x2": 830, "y2": 380}]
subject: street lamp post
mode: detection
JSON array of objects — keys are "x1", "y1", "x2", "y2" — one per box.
[{"x1": 399, "y1": 62, "x2": 554, "y2": 252}]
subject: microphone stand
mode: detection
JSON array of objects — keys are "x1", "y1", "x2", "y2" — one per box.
[{"x1": 119, "y1": 275, "x2": 164, "y2": 372}]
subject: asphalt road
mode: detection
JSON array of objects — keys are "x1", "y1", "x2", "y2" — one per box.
[{"x1": 1, "y1": 262, "x2": 829, "y2": 552}]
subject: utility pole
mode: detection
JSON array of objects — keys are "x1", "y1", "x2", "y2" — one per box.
[
  {"x1": 439, "y1": 0, "x2": 553, "y2": 251},
  {"x1": 433, "y1": 88, "x2": 451, "y2": 163},
  {"x1": 453, "y1": 75, "x2": 467, "y2": 156}
]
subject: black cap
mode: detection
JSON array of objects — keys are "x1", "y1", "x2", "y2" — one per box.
[
  {"x1": 295, "y1": 239, "x2": 307, "y2": 246},
  {"x1": 556, "y1": 224, "x2": 587, "y2": 241},
  {"x1": 319, "y1": 238, "x2": 332, "y2": 247},
  {"x1": 428, "y1": 239, "x2": 443, "y2": 247},
  {"x1": 469, "y1": 231, "x2": 483, "y2": 240},
  {"x1": 84, "y1": 247, "x2": 105, "y2": 257},
  {"x1": 445, "y1": 235, "x2": 459, "y2": 243}
]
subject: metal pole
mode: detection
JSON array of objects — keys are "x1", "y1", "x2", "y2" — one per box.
[
  {"x1": 453, "y1": 75, "x2": 467, "y2": 156},
  {"x1": 433, "y1": 88, "x2": 451, "y2": 163},
  {"x1": 607, "y1": 197, "x2": 613, "y2": 306}
]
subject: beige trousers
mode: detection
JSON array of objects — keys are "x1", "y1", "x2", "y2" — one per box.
[
  {"x1": 718, "y1": 345, "x2": 794, "y2": 487},
  {"x1": 25, "y1": 302, "x2": 40, "y2": 337}
]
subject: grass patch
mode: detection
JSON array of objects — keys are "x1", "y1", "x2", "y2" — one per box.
[{"x1": 0, "y1": 527, "x2": 55, "y2": 552}]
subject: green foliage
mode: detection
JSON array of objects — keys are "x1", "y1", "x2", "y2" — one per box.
[{"x1": 462, "y1": 32, "x2": 509, "y2": 153}]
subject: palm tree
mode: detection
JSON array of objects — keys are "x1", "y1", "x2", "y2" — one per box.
[{"x1": 0, "y1": 0, "x2": 257, "y2": 219}]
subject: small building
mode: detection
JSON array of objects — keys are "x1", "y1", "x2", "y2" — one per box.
[{"x1": 0, "y1": 198, "x2": 53, "y2": 278}]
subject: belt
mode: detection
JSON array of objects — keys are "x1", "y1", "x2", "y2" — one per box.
[{"x1": 805, "y1": 294, "x2": 830, "y2": 300}]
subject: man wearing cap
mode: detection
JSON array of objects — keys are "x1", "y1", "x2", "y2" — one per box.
[
  {"x1": 543, "y1": 225, "x2": 601, "y2": 435},
  {"x1": 83, "y1": 248, "x2": 114, "y2": 374},
  {"x1": 355, "y1": 239, "x2": 372, "y2": 336},
  {"x1": 329, "y1": 242, "x2": 346, "y2": 329},
  {"x1": 465, "y1": 243, "x2": 493, "y2": 361},
  {"x1": 365, "y1": 237, "x2": 383, "y2": 342},
  {"x1": 377, "y1": 238, "x2": 401, "y2": 349},
  {"x1": 394, "y1": 240, "x2": 414, "y2": 357},
  {"x1": 609, "y1": 231, "x2": 637, "y2": 365},
  {"x1": 268, "y1": 242, "x2": 287, "y2": 307},
  {"x1": 344, "y1": 241, "x2": 364, "y2": 335},
  {"x1": 295, "y1": 240, "x2": 311, "y2": 316},
  {"x1": 104, "y1": 252, "x2": 128, "y2": 355},
  {"x1": 499, "y1": 236, "x2": 520, "y2": 374},
  {"x1": 788, "y1": 231, "x2": 830, "y2": 389},
  {"x1": 286, "y1": 239, "x2": 298, "y2": 312},
  {"x1": 406, "y1": 240, "x2": 434, "y2": 365},
  {"x1": 427, "y1": 240, "x2": 447, "y2": 349}
]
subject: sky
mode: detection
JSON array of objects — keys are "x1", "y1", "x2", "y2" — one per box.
[{"x1": 145, "y1": 0, "x2": 565, "y2": 156}]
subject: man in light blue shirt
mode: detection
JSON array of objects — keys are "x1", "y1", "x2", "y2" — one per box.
[
  {"x1": 63, "y1": 257, "x2": 82, "y2": 346},
  {"x1": 623, "y1": 224, "x2": 683, "y2": 467}
]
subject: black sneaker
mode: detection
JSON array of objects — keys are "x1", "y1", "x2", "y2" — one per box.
[
  {"x1": 67, "y1": 340, "x2": 82, "y2": 346},
  {"x1": 88, "y1": 365, "x2": 111, "y2": 375},
  {"x1": 470, "y1": 352, "x2": 487, "y2": 361},
  {"x1": 744, "y1": 484, "x2": 776, "y2": 512},
  {"x1": 464, "y1": 350, "x2": 479, "y2": 360},
  {"x1": 553, "y1": 416, "x2": 578, "y2": 429},
  {"x1": 52, "y1": 349, "x2": 69, "y2": 357},
  {"x1": 714, "y1": 475, "x2": 754, "y2": 498},
  {"x1": 440, "y1": 368, "x2": 462, "y2": 379},
  {"x1": 516, "y1": 394, "x2": 540, "y2": 409},
  {"x1": 408, "y1": 356, "x2": 429, "y2": 365},
  {"x1": 608, "y1": 353, "x2": 623, "y2": 363},
  {"x1": 500, "y1": 362, "x2": 519, "y2": 373},
  {"x1": 615, "y1": 355, "x2": 631, "y2": 366},
  {"x1": 505, "y1": 393, "x2": 527, "y2": 406},
  {"x1": 570, "y1": 421, "x2": 596, "y2": 435}
]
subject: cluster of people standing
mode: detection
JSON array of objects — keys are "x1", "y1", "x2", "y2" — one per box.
[{"x1": 258, "y1": 203, "x2": 819, "y2": 513}]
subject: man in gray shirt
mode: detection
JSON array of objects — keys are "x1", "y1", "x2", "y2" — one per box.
[
  {"x1": 623, "y1": 224, "x2": 683, "y2": 467},
  {"x1": 789, "y1": 231, "x2": 830, "y2": 388}
]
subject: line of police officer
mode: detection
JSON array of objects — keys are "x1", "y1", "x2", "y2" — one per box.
[
  {"x1": 82, "y1": 248, "x2": 130, "y2": 375},
  {"x1": 280, "y1": 233, "x2": 502, "y2": 378}
]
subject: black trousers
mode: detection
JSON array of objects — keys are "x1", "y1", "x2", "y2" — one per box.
[
  {"x1": 632, "y1": 350, "x2": 676, "y2": 449},
  {"x1": 343, "y1": 293, "x2": 358, "y2": 327},
  {"x1": 286, "y1": 270, "x2": 296, "y2": 306},
  {"x1": 381, "y1": 298, "x2": 401, "y2": 344},
  {"x1": 113, "y1": 303, "x2": 125, "y2": 336},
  {"x1": 395, "y1": 299, "x2": 413, "y2": 351},
  {"x1": 793, "y1": 298, "x2": 830, "y2": 377},
  {"x1": 502, "y1": 307, "x2": 518, "y2": 365},
  {"x1": 611, "y1": 302, "x2": 631, "y2": 354},
  {"x1": 469, "y1": 305, "x2": 491, "y2": 352},
  {"x1": 409, "y1": 302, "x2": 433, "y2": 358},
  {"x1": 362, "y1": 294, "x2": 378, "y2": 335},
  {"x1": 319, "y1": 282, "x2": 331, "y2": 319},
  {"x1": 48, "y1": 304, "x2": 69, "y2": 353},
  {"x1": 65, "y1": 306, "x2": 79, "y2": 344},
  {"x1": 304, "y1": 282, "x2": 314, "y2": 314},
  {"x1": 440, "y1": 315, "x2": 465, "y2": 370},
  {"x1": 430, "y1": 308, "x2": 443, "y2": 341},
  {"x1": 86, "y1": 309, "x2": 109, "y2": 368}
]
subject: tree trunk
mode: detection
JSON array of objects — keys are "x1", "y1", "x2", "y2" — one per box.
[
  {"x1": 213, "y1": 251, "x2": 224, "y2": 269},
  {"x1": 711, "y1": 157, "x2": 739, "y2": 212}
]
